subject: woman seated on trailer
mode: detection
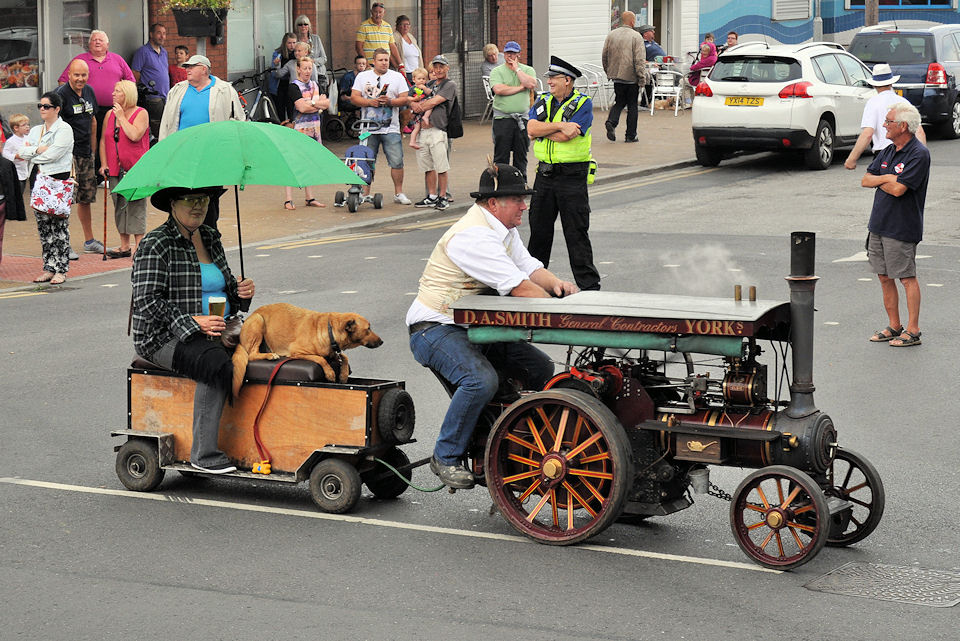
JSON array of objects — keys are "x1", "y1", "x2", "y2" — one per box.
[{"x1": 131, "y1": 186, "x2": 255, "y2": 474}]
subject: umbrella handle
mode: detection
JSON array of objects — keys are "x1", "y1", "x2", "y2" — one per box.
[{"x1": 234, "y1": 185, "x2": 244, "y2": 279}]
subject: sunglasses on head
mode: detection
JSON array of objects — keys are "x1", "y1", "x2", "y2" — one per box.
[{"x1": 37, "y1": 103, "x2": 55, "y2": 110}]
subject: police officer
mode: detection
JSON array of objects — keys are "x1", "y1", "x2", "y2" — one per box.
[{"x1": 526, "y1": 56, "x2": 601, "y2": 291}]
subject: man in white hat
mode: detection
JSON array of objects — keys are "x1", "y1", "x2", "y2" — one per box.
[{"x1": 845, "y1": 63, "x2": 925, "y2": 169}]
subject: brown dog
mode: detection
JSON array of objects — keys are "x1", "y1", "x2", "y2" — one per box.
[{"x1": 231, "y1": 303, "x2": 383, "y2": 397}]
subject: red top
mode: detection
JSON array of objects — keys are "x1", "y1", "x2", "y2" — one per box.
[
  {"x1": 169, "y1": 64, "x2": 188, "y2": 86},
  {"x1": 103, "y1": 107, "x2": 149, "y2": 176}
]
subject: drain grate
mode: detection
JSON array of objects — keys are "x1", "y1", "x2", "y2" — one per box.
[{"x1": 804, "y1": 562, "x2": 960, "y2": 608}]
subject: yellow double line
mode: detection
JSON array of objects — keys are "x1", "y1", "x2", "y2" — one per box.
[
  {"x1": 589, "y1": 166, "x2": 719, "y2": 197},
  {"x1": 0, "y1": 291, "x2": 47, "y2": 300}
]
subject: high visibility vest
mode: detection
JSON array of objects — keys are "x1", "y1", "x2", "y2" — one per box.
[{"x1": 532, "y1": 90, "x2": 592, "y2": 164}]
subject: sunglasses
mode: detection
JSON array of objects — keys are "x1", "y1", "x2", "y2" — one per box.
[
  {"x1": 37, "y1": 103, "x2": 55, "y2": 110},
  {"x1": 175, "y1": 194, "x2": 211, "y2": 207},
  {"x1": 297, "y1": 22, "x2": 309, "y2": 26}
]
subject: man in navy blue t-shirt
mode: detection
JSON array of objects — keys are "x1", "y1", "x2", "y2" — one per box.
[{"x1": 862, "y1": 102, "x2": 930, "y2": 347}]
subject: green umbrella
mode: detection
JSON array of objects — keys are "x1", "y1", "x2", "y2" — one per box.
[
  {"x1": 113, "y1": 120, "x2": 365, "y2": 285},
  {"x1": 113, "y1": 120, "x2": 364, "y2": 201}
]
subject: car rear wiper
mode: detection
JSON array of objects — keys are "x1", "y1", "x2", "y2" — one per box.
[{"x1": 719, "y1": 76, "x2": 749, "y2": 81}]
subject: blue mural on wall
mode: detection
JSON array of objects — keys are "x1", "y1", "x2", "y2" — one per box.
[{"x1": 699, "y1": 0, "x2": 960, "y2": 45}]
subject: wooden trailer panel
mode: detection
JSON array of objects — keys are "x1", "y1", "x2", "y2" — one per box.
[{"x1": 129, "y1": 371, "x2": 387, "y2": 472}]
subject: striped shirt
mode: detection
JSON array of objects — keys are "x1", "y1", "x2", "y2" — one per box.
[
  {"x1": 356, "y1": 18, "x2": 394, "y2": 64},
  {"x1": 131, "y1": 217, "x2": 240, "y2": 359}
]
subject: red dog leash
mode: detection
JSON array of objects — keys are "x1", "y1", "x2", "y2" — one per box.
[{"x1": 250, "y1": 357, "x2": 293, "y2": 474}]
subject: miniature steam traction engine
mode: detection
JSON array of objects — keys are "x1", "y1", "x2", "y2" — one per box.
[{"x1": 448, "y1": 232, "x2": 883, "y2": 569}]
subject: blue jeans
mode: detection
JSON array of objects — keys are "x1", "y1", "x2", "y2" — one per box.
[
  {"x1": 409, "y1": 323, "x2": 554, "y2": 464},
  {"x1": 366, "y1": 132, "x2": 404, "y2": 169}
]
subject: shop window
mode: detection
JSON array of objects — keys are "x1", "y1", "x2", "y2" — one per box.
[{"x1": 0, "y1": 0, "x2": 39, "y2": 91}]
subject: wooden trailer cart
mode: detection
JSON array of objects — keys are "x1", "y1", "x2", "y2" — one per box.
[{"x1": 112, "y1": 357, "x2": 416, "y2": 513}]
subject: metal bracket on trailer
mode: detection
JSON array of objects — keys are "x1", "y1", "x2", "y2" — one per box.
[{"x1": 111, "y1": 429, "x2": 175, "y2": 466}]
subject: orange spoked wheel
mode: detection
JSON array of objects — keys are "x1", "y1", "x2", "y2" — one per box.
[
  {"x1": 484, "y1": 389, "x2": 633, "y2": 545},
  {"x1": 730, "y1": 466, "x2": 829, "y2": 570},
  {"x1": 825, "y1": 447, "x2": 884, "y2": 547}
]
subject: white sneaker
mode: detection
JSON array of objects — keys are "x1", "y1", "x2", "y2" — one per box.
[{"x1": 394, "y1": 193, "x2": 412, "y2": 205}]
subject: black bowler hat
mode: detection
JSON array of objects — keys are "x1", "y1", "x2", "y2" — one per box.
[
  {"x1": 150, "y1": 186, "x2": 227, "y2": 213},
  {"x1": 470, "y1": 163, "x2": 536, "y2": 200},
  {"x1": 543, "y1": 55, "x2": 582, "y2": 79}
]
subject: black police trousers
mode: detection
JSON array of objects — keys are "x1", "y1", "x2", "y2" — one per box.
[
  {"x1": 492, "y1": 116, "x2": 530, "y2": 179},
  {"x1": 527, "y1": 164, "x2": 601, "y2": 291}
]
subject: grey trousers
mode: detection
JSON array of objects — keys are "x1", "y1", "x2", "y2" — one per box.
[{"x1": 152, "y1": 339, "x2": 231, "y2": 467}]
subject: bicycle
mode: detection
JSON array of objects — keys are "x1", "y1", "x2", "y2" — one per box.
[{"x1": 231, "y1": 69, "x2": 282, "y2": 125}]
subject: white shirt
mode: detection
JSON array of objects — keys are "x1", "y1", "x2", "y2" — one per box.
[
  {"x1": 861, "y1": 89, "x2": 910, "y2": 151},
  {"x1": 351, "y1": 68, "x2": 409, "y2": 134},
  {"x1": 1, "y1": 134, "x2": 29, "y2": 180},
  {"x1": 405, "y1": 207, "x2": 544, "y2": 326}
]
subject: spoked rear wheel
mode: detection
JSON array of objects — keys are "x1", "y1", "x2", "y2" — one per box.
[
  {"x1": 730, "y1": 465, "x2": 829, "y2": 570},
  {"x1": 825, "y1": 447, "x2": 884, "y2": 546},
  {"x1": 484, "y1": 389, "x2": 634, "y2": 545}
]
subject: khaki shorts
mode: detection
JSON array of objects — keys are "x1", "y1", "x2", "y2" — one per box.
[
  {"x1": 416, "y1": 127, "x2": 450, "y2": 174},
  {"x1": 108, "y1": 176, "x2": 147, "y2": 235},
  {"x1": 867, "y1": 232, "x2": 917, "y2": 279},
  {"x1": 73, "y1": 155, "x2": 97, "y2": 204}
]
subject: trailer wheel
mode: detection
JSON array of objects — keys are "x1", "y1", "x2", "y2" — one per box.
[
  {"x1": 730, "y1": 465, "x2": 829, "y2": 570},
  {"x1": 825, "y1": 448, "x2": 885, "y2": 547},
  {"x1": 115, "y1": 439, "x2": 165, "y2": 492},
  {"x1": 377, "y1": 388, "x2": 416, "y2": 444},
  {"x1": 309, "y1": 458, "x2": 362, "y2": 513},
  {"x1": 363, "y1": 447, "x2": 411, "y2": 499},
  {"x1": 484, "y1": 389, "x2": 634, "y2": 545}
]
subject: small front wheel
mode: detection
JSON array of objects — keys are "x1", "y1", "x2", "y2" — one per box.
[
  {"x1": 309, "y1": 458, "x2": 362, "y2": 513},
  {"x1": 730, "y1": 465, "x2": 829, "y2": 570},
  {"x1": 346, "y1": 193, "x2": 359, "y2": 213},
  {"x1": 115, "y1": 439, "x2": 165, "y2": 492},
  {"x1": 334, "y1": 191, "x2": 345, "y2": 205},
  {"x1": 372, "y1": 193, "x2": 383, "y2": 209}
]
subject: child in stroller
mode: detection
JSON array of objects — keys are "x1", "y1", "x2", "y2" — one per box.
[{"x1": 334, "y1": 139, "x2": 382, "y2": 212}]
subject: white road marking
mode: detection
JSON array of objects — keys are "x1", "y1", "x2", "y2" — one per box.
[
  {"x1": 365, "y1": 256, "x2": 378, "y2": 260},
  {"x1": 255, "y1": 254, "x2": 270, "y2": 257},
  {"x1": 340, "y1": 290, "x2": 358, "y2": 294},
  {"x1": 833, "y1": 252, "x2": 867, "y2": 263},
  {"x1": 927, "y1": 283, "x2": 943, "y2": 287},
  {"x1": 0, "y1": 477, "x2": 779, "y2": 574},
  {"x1": 598, "y1": 261, "x2": 614, "y2": 265},
  {"x1": 101, "y1": 283, "x2": 119, "y2": 288},
  {"x1": 823, "y1": 322, "x2": 839, "y2": 325},
  {"x1": 308, "y1": 255, "x2": 323, "y2": 258},
  {"x1": 858, "y1": 278, "x2": 872, "y2": 282},
  {"x1": 663, "y1": 264, "x2": 679, "y2": 268}
]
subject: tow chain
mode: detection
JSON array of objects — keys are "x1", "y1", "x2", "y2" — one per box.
[{"x1": 708, "y1": 482, "x2": 733, "y2": 502}]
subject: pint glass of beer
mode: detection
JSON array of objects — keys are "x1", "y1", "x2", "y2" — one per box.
[{"x1": 208, "y1": 295, "x2": 227, "y2": 318}]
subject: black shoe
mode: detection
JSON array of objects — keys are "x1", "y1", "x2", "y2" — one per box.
[
  {"x1": 434, "y1": 196, "x2": 449, "y2": 211},
  {"x1": 429, "y1": 456, "x2": 475, "y2": 489},
  {"x1": 624, "y1": 137, "x2": 639, "y2": 143},
  {"x1": 414, "y1": 195, "x2": 438, "y2": 208},
  {"x1": 605, "y1": 121, "x2": 616, "y2": 142}
]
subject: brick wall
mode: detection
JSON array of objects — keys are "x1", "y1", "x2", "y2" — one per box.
[
  {"x1": 291, "y1": 0, "x2": 317, "y2": 28},
  {"x1": 494, "y1": 0, "x2": 529, "y2": 64}
]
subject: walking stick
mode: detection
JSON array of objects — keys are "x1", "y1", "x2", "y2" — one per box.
[{"x1": 102, "y1": 179, "x2": 108, "y2": 261}]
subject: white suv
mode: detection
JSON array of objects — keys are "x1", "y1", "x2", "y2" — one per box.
[{"x1": 691, "y1": 42, "x2": 874, "y2": 169}]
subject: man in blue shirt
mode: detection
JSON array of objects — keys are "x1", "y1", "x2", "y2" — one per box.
[
  {"x1": 639, "y1": 25, "x2": 666, "y2": 61},
  {"x1": 862, "y1": 102, "x2": 930, "y2": 347},
  {"x1": 131, "y1": 23, "x2": 170, "y2": 98}
]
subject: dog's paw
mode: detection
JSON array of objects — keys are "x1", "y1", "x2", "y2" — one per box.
[{"x1": 266, "y1": 353, "x2": 281, "y2": 360}]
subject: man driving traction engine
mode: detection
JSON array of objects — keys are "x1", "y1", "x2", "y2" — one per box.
[{"x1": 406, "y1": 163, "x2": 579, "y2": 489}]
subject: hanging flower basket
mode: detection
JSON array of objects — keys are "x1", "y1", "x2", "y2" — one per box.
[{"x1": 172, "y1": 8, "x2": 228, "y2": 38}]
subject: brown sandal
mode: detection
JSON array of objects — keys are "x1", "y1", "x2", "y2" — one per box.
[
  {"x1": 305, "y1": 198, "x2": 326, "y2": 208},
  {"x1": 283, "y1": 200, "x2": 295, "y2": 210}
]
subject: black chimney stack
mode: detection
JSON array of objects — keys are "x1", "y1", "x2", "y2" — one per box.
[{"x1": 786, "y1": 232, "x2": 818, "y2": 418}]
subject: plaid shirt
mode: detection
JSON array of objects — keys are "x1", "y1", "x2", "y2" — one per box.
[{"x1": 131, "y1": 218, "x2": 240, "y2": 359}]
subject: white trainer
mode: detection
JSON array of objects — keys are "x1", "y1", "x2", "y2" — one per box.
[{"x1": 394, "y1": 193, "x2": 412, "y2": 205}]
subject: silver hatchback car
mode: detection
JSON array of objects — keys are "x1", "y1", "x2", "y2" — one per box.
[{"x1": 691, "y1": 42, "x2": 874, "y2": 169}]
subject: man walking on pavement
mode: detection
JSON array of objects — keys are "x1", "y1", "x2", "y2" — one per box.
[
  {"x1": 602, "y1": 11, "x2": 649, "y2": 143},
  {"x1": 159, "y1": 55, "x2": 246, "y2": 229},
  {"x1": 845, "y1": 63, "x2": 925, "y2": 170},
  {"x1": 55, "y1": 59, "x2": 103, "y2": 257},
  {"x1": 526, "y1": 56, "x2": 601, "y2": 291},
  {"x1": 351, "y1": 48, "x2": 413, "y2": 205},
  {"x1": 490, "y1": 41, "x2": 536, "y2": 178},
  {"x1": 411, "y1": 55, "x2": 457, "y2": 211},
  {"x1": 861, "y1": 102, "x2": 929, "y2": 348}
]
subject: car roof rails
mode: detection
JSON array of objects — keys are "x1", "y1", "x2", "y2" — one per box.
[{"x1": 795, "y1": 42, "x2": 844, "y2": 52}]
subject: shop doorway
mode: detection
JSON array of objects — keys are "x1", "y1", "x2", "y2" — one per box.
[{"x1": 440, "y1": 0, "x2": 488, "y2": 117}]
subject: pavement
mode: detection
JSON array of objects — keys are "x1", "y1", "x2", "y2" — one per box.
[{"x1": 0, "y1": 105, "x2": 697, "y2": 290}]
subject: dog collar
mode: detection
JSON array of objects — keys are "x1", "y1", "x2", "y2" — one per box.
[{"x1": 327, "y1": 320, "x2": 342, "y2": 356}]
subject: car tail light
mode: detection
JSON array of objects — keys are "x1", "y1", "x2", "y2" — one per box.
[
  {"x1": 926, "y1": 63, "x2": 947, "y2": 87},
  {"x1": 695, "y1": 81, "x2": 713, "y2": 97},
  {"x1": 779, "y1": 82, "x2": 813, "y2": 99}
]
